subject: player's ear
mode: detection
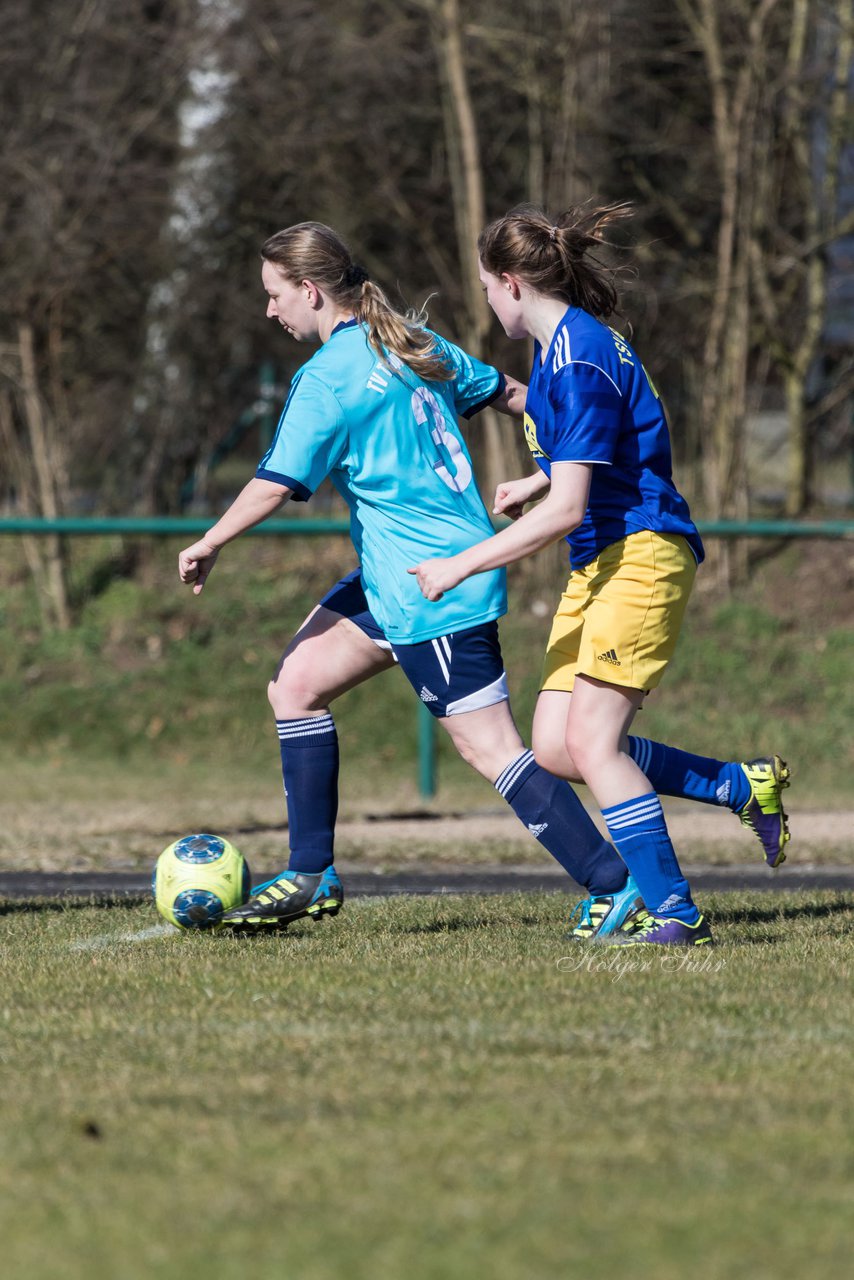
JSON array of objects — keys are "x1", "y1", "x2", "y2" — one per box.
[
  {"x1": 501, "y1": 273, "x2": 522, "y2": 300},
  {"x1": 302, "y1": 279, "x2": 322, "y2": 309}
]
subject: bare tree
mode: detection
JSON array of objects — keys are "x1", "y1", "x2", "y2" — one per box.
[
  {"x1": 748, "y1": 0, "x2": 854, "y2": 514},
  {"x1": 672, "y1": 0, "x2": 783, "y2": 547},
  {"x1": 2, "y1": 0, "x2": 851, "y2": 633},
  {"x1": 0, "y1": 0, "x2": 195, "y2": 623},
  {"x1": 427, "y1": 0, "x2": 512, "y2": 500},
  {"x1": 618, "y1": 0, "x2": 852, "y2": 541}
]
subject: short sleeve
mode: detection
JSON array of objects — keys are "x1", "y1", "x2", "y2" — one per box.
[
  {"x1": 548, "y1": 363, "x2": 623, "y2": 464},
  {"x1": 429, "y1": 333, "x2": 503, "y2": 419},
  {"x1": 256, "y1": 371, "x2": 348, "y2": 500}
]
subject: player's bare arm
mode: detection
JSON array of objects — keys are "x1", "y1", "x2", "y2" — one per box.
[
  {"x1": 409, "y1": 462, "x2": 591, "y2": 601},
  {"x1": 490, "y1": 375, "x2": 528, "y2": 417},
  {"x1": 493, "y1": 470, "x2": 551, "y2": 521},
  {"x1": 178, "y1": 476, "x2": 293, "y2": 594}
]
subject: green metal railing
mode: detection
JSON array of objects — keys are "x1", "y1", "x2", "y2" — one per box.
[
  {"x1": 2, "y1": 514, "x2": 852, "y2": 796},
  {"x1": 1, "y1": 516, "x2": 853, "y2": 537},
  {"x1": 0, "y1": 516, "x2": 351, "y2": 535}
]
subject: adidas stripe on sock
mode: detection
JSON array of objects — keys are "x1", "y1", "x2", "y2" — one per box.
[
  {"x1": 495, "y1": 750, "x2": 627, "y2": 895},
  {"x1": 627, "y1": 737, "x2": 750, "y2": 811},
  {"x1": 602, "y1": 792, "x2": 698, "y2": 922}
]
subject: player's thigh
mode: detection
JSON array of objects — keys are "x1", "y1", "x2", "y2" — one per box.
[
  {"x1": 439, "y1": 699, "x2": 525, "y2": 781},
  {"x1": 535, "y1": 574, "x2": 586, "y2": 778},
  {"x1": 269, "y1": 605, "x2": 395, "y2": 715},
  {"x1": 392, "y1": 621, "x2": 520, "y2": 780},
  {"x1": 575, "y1": 532, "x2": 697, "y2": 692},
  {"x1": 565, "y1": 674, "x2": 645, "y2": 770},
  {"x1": 541, "y1": 533, "x2": 696, "y2": 697},
  {"x1": 540, "y1": 575, "x2": 586, "y2": 695}
]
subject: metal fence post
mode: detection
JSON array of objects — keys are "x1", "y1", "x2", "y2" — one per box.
[{"x1": 418, "y1": 701, "x2": 437, "y2": 798}]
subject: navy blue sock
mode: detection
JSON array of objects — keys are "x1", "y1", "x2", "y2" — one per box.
[
  {"x1": 494, "y1": 750, "x2": 628, "y2": 895},
  {"x1": 602, "y1": 792, "x2": 698, "y2": 922},
  {"x1": 276, "y1": 715, "x2": 338, "y2": 874},
  {"x1": 628, "y1": 737, "x2": 750, "y2": 811}
]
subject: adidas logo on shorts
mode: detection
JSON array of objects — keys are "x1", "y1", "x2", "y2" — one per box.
[
  {"x1": 597, "y1": 648, "x2": 621, "y2": 666},
  {"x1": 419, "y1": 686, "x2": 438, "y2": 703}
]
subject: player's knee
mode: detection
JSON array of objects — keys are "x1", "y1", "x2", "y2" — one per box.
[
  {"x1": 267, "y1": 656, "x2": 327, "y2": 719},
  {"x1": 446, "y1": 724, "x2": 518, "y2": 782},
  {"x1": 564, "y1": 721, "x2": 609, "y2": 781},
  {"x1": 531, "y1": 730, "x2": 580, "y2": 782},
  {"x1": 451, "y1": 734, "x2": 494, "y2": 780}
]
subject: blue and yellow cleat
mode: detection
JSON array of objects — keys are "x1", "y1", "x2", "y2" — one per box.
[
  {"x1": 220, "y1": 866, "x2": 343, "y2": 932},
  {"x1": 567, "y1": 874, "x2": 649, "y2": 941},
  {"x1": 738, "y1": 755, "x2": 791, "y2": 868}
]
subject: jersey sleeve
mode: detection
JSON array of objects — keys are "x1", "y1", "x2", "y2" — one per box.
[
  {"x1": 256, "y1": 371, "x2": 347, "y2": 501},
  {"x1": 429, "y1": 333, "x2": 504, "y2": 419},
  {"x1": 547, "y1": 362, "x2": 623, "y2": 464}
]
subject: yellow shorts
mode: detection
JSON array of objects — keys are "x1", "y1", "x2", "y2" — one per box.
[{"x1": 541, "y1": 531, "x2": 697, "y2": 694}]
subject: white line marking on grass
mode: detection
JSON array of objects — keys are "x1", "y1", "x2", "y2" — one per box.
[
  {"x1": 72, "y1": 923, "x2": 176, "y2": 950},
  {"x1": 68, "y1": 897, "x2": 396, "y2": 951}
]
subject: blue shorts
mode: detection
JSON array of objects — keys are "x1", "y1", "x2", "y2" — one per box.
[{"x1": 319, "y1": 570, "x2": 509, "y2": 718}]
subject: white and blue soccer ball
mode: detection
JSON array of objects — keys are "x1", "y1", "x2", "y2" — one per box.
[{"x1": 152, "y1": 833, "x2": 250, "y2": 929}]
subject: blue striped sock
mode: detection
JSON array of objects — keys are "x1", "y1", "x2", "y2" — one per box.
[
  {"x1": 628, "y1": 737, "x2": 750, "y2": 811},
  {"x1": 602, "y1": 792, "x2": 699, "y2": 922},
  {"x1": 494, "y1": 750, "x2": 628, "y2": 894},
  {"x1": 276, "y1": 715, "x2": 338, "y2": 874}
]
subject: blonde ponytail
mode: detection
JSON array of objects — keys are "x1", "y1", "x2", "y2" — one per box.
[{"x1": 355, "y1": 282, "x2": 453, "y2": 382}]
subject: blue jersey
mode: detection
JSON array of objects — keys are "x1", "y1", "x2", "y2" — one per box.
[
  {"x1": 523, "y1": 307, "x2": 704, "y2": 570},
  {"x1": 257, "y1": 320, "x2": 507, "y2": 643}
]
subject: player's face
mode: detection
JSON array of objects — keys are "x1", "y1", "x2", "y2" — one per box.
[
  {"x1": 262, "y1": 260, "x2": 318, "y2": 342},
  {"x1": 478, "y1": 261, "x2": 527, "y2": 339}
]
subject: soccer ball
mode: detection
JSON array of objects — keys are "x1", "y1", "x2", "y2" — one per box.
[{"x1": 152, "y1": 833, "x2": 251, "y2": 929}]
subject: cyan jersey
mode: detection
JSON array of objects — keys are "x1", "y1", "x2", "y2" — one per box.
[
  {"x1": 257, "y1": 321, "x2": 507, "y2": 643},
  {"x1": 524, "y1": 307, "x2": 704, "y2": 570}
]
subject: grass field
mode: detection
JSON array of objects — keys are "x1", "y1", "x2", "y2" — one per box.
[
  {"x1": 1, "y1": 887, "x2": 853, "y2": 1280},
  {"x1": 0, "y1": 534, "x2": 852, "y2": 879},
  {"x1": 1, "y1": 534, "x2": 852, "y2": 1277},
  {"x1": 1, "y1": 535, "x2": 852, "y2": 809}
]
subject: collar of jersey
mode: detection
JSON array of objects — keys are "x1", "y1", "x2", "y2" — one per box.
[
  {"x1": 538, "y1": 305, "x2": 579, "y2": 366},
  {"x1": 330, "y1": 318, "x2": 360, "y2": 336}
]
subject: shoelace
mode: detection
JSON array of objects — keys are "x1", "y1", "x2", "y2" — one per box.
[
  {"x1": 566, "y1": 898, "x2": 592, "y2": 933},
  {"x1": 630, "y1": 913, "x2": 662, "y2": 937}
]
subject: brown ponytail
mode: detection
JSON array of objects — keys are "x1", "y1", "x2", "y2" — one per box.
[
  {"x1": 477, "y1": 203, "x2": 632, "y2": 319},
  {"x1": 262, "y1": 222, "x2": 453, "y2": 382}
]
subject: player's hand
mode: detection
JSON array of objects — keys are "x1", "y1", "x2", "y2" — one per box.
[
  {"x1": 493, "y1": 476, "x2": 542, "y2": 521},
  {"x1": 503, "y1": 376, "x2": 528, "y2": 416},
  {"x1": 407, "y1": 557, "x2": 463, "y2": 602},
  {"x1": 178, "y1": 539, "x2": 220, "y2": 594}
]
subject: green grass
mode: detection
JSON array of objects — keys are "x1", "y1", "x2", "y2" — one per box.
[
  {"x1": 0, "y1": 536, "x2": 849, "y2": 881},
  {"x1": 1, "y1": 537, "x2": 852, "y2": 804},
  {"x1": 1, "y1": 889, "x2": 852, "y2": 1279},
  {"x1": 1, "y1": 506, "x2": 849, "y2": 1274}
]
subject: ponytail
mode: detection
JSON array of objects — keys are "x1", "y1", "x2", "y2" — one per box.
[
  {"x1": 477, "y1": 203, "x2": 632, "y2": 319},
  {"x1": 354, "y1": 282, "x2": 453, "y2": 382},
  {"x1": 262, "y1": 222, "x2": 452, "y2": 382}
]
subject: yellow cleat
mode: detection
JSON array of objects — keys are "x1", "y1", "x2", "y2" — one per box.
[{"x1": 738, "y1": 756, "x2": 791, "y2": 868}]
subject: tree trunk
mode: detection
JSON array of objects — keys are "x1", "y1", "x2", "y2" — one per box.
[
  {"x1": 785, "y1": 369, "x2": 811, "y2": 516},
  {"x1": 678, "y1": 0, "x2": 780, "y2": 586},
  {"x1": 432, "y1": 0, "x2": 519, "y2": 502},
  {"x1": 782, "y1": 0, "x2": 853, "y2": 513},
  {"x1": 18, "y1": 322, "x2": 71, "y2": 631}
]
